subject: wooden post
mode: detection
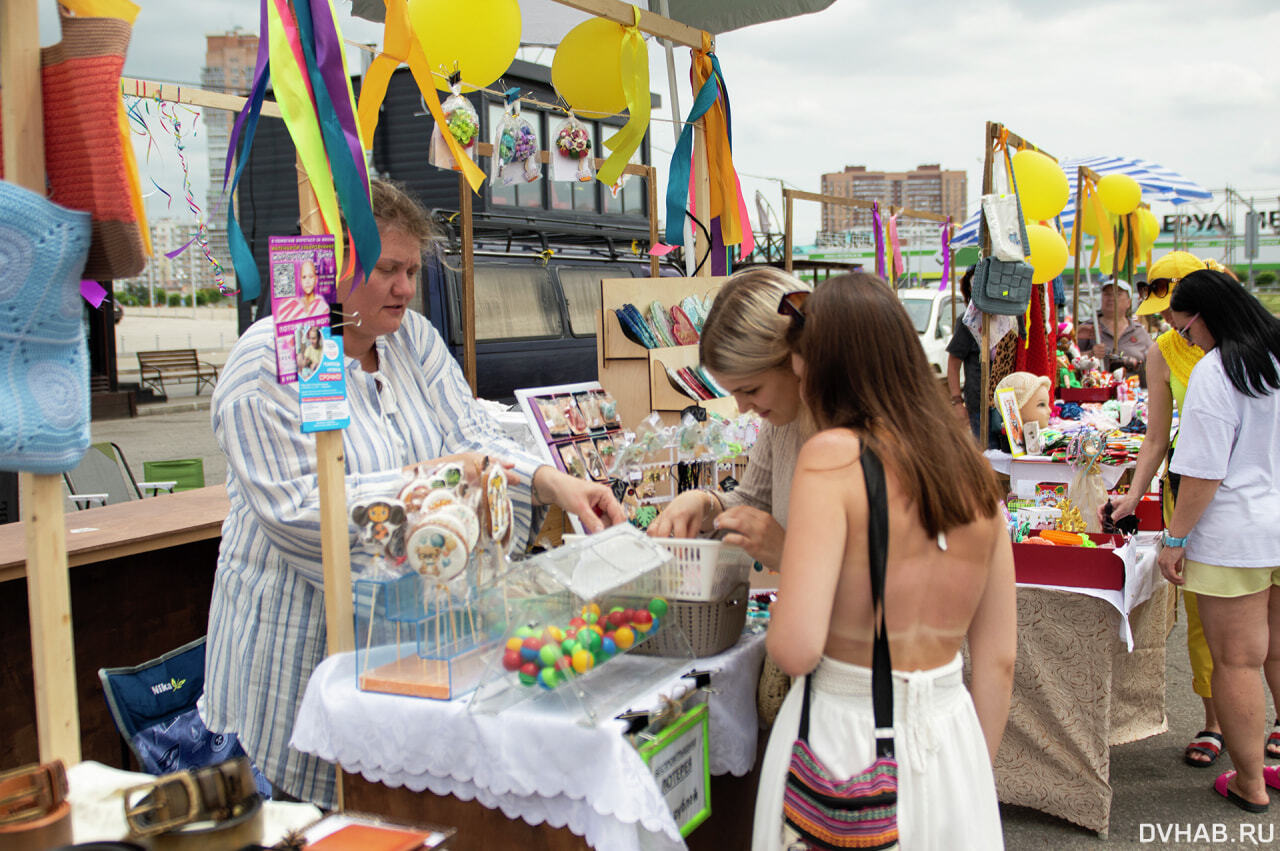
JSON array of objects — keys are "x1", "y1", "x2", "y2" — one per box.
[
  {"x1": 647, "y1": 165, "x2": 660, "y2": 277},
  {"x1": 1071, "y1": 168, "x2": 1085, "y2": 333},
  {"x1": 4, "y1": 0, "x2": 82, "y2": 767},
  {"x1": 978, "y1": 122, "x2": 997, "y2": 445},
  {"x1": 783, "y1": 192, "x2": 794, "y2": 273},
  {"x1": 298, "y1": 161, "x2": 351, "y2": 810},
  {"x1": 459, "y1": 173, "x2": 477, "y2": 393}
]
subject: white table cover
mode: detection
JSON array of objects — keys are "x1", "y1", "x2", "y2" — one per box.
[
  {"x1": 292, "y1": 631, "x2": 767, "y2": 851},
  {"x1": 1016, "y1": 534, "x2": 1163, "y2": 651},
  {"x1": 985, "y1": 449, "x2": 1133, "y2": 495}
]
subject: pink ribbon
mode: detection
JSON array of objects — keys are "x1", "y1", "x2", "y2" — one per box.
[{"x1": 80, "y1": 279, "x2": 108, "y2": 308}]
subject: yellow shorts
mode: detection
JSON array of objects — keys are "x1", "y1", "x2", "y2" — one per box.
[{"x1": 1182, "y1": 559, "x2": 1280, "y2": 598}]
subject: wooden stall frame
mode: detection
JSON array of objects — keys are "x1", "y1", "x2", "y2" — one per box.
[
  {"x1": 4, "y1": 0, "x2": 81, "y2": 766},
  {"x1": 781, "y1": 188, "x2": 957, "y2": 308},
  {"x1": 977, "y1": 122, "x2": 1056, "y2": 444}
]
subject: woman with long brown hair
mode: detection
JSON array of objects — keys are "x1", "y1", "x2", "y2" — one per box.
[{"x1": 752, "y1": 272, "x2": 1016, "y2": 850}]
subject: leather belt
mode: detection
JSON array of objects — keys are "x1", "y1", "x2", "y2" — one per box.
[
  {"x1": 123, "y1": 757, "x2": 260, "y2": 838},
  {"x1": 0, "y1": 760, "x2": 68, "y2": 825}
]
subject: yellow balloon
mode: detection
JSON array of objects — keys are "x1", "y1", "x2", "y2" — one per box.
[
  {"x1": 552, "y1": 18, "x2": 627, "y2": 118},
  {"x1": 1097, "y1": 174, "x2": 1141, "y2": 216},
  {"x1": 1012, "y1": 150, "x2": 1069, "y2": 221},
  {"x1": 408, "y1": 0, "x2": 521, "y2": 93},
  {"x1": 1025, "y1": 224, "x2": 1068, "y2": 284},
  {"x1": 1137, "y1": 208, "x2": 1159, "y2": 250}
]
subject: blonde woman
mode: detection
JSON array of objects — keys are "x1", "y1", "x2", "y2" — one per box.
[{"x1": 647, "y1": 267, "x2": 812, "y2": 571}]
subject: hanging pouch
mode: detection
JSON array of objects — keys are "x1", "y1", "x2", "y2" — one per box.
[
  {"x1": 0, "y1": 182, "x2": 93, "y2": 474},
  {"x1": 492, "y1": 99, "x2": 542, "y2": 186},
  {"x1": 973, "y1": 178, "x2": 1034, "y2": 315},
  {"x1": 41, "y1": 0, "x2": 148, "y2": 280},
  {"x1": 430, "y1": 74, "x2": 480, "y2": 173}
]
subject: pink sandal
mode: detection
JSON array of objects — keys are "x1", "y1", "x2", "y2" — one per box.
[
  {"x1": 1267, "y1": 720, "x2": 1280, "y2": 759},
  {"x1": 1214, "y1": 771, "x2": 1270, "y2": 814}
]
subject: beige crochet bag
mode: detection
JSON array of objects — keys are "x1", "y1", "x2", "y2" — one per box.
[{"x1": 756, "y1": 655, "x2": 792, "y2": 727}]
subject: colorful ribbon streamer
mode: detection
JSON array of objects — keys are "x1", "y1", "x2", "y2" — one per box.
[
  {"x1": 225, "y1": 0, "x2": 378, "y2": 300},
  {"x1": 888, "y1": 213, "x2": 904, "y2": 280},
  {"x1": 355, "y1": 0, "x2": 486, "y2": 193},
  {"x1": 939, "y1": 217, "x2": 951, "y2": 292},
  {"x1": 871, "y1": 201, "x2": 885, "y2": 279},
  {"x1": 598, "y1": 7, "x2": 650, "y2": 188}
]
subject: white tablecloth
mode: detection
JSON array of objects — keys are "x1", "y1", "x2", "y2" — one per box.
[
  {"x1": 1016, "y1": 533, "x2": 1163, "y2": 651},
  {"x1": 985, "y1": 450, "x2": 1133, "y2": 496},
  {"x1": 292, "y1": 631, "x2": 767, "y2": 851}
]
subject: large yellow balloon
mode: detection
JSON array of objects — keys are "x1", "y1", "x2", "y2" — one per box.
[
  {"x1": 1012, "y1": 150, "x2": 1069, "y2": 221},
  {"x1": 1025, "y1": 224, "x2": 1068, "y2": 284},
  {"x1": 552, "y1": 18, "x2": 627, "y2": 118},
  {"x1": 1097, "y1": 174, "x2": 1141, "y2": 216},
  {"x1": 1137, "y1": 208, "x2": 1159, "y2": 250},
  {"x1": 408, "y1": 0, "x2": 521, "y2": 93}
]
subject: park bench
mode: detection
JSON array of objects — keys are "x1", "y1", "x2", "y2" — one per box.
[{"x1": 136, "y1": 349, "x2": 219, "y2": 398}]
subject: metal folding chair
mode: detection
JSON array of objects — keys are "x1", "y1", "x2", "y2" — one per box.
[{"x1": 63, "y1": 442, "x2": 177, "y2": 508}]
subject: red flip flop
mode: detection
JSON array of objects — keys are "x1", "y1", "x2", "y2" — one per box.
[
  {"x1": 1214, "y1": 771, "x2": 1270, "y2": 813},
  {"x1": 1266, "y1": 766, "x2": 1280, "y2": 791},
  {"x1": 1266, "y1": 720, "x2": 1280, "y2": 759}
]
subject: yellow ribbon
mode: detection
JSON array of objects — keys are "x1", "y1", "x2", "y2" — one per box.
[
  {"x1": 689, "y1": 31, "x2": 743, "y2": 245},
  {"x1": 61, "y1": 0, "x2": 152, "y2": 257},
  {"x1": 356, "y1": 0, "x2": 486, "y2": 193},
  {"x1": 598, "y1": 6, "x2": 650, "y2": 187}
]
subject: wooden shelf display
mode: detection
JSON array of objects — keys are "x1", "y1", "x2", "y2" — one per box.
[{"x1": 596, "y1": 277, "x2": 737, "y2": 427}]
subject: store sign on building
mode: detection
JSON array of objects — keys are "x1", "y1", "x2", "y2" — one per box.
[{"x1": 1163, "y1": 210, "x2": 1280, "y2": 234}]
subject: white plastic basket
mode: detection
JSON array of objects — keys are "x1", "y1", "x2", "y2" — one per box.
[{"x1": 564, "y1": 535, "x2": 753, "y2": 601}]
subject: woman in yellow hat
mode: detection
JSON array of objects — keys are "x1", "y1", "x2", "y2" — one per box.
[{"x1": 1109, "y1": 252, "x2": 1280, "y2": 767}]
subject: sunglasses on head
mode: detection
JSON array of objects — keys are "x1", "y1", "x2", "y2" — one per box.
[
  {"x1": 777, "y1": 290, "x2": 809, "y2": 328},
  {"x1": 1136, "y1": 278, "x2": 1178, "y2": 300}
]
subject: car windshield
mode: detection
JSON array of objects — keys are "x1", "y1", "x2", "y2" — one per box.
[{"x1": 898, "y1": 297, "x2": 931, "y2": 334}]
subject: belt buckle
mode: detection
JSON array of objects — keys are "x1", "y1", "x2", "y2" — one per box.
[
  {"x1": 0, "y1": 761, "x2": 66, "y2": 825},
  {"x1": 124, "y1": 771, "x2": 202, "y2": 838}
]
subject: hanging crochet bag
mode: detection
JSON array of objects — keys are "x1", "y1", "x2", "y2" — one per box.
[{"x1": 0, "y1": 181, "x2": 93, "y2": 474}]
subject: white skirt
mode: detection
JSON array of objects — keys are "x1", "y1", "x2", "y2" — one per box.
[{"x1": 752, "y1": 653, "x2": 1003, "y2": 851}]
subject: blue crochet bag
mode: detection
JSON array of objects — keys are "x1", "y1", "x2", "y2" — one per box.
[{"x1": 0, "y1": 181, "x2": 93, "y2": 474}]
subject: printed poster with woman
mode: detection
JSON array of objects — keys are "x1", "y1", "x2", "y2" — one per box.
[{"x1": 269, "y1": 234, "x2": 337, "y2": 383}]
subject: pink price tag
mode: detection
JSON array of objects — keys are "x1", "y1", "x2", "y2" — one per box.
[{"x1": 649, "y1": 243, "x2": 677, "y2": 257}]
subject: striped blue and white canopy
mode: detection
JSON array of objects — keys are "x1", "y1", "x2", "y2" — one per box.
[{"x1": 950, "y1": 156, "x2": 1214, "y2": 247}]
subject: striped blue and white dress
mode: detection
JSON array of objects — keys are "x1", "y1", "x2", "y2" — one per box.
[{"x1": 199, "y1": 310, "x2": 543, "y2": 807}]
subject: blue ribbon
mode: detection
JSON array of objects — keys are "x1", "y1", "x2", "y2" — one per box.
[
  {"x1": 663, "y1": 54, "x2": 726, "y2": 247},
  {"x1": 291, "y1": 0, "x2": 379, "y2": 289},
  {"x1": 222, "y1": 0, "x2": 272, "y2": 302}
]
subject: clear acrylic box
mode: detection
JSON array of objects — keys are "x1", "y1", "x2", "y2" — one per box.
[
  {"x1": 468, "y1": 525, "x2": 696, "y2": 725},
  {"x1": 353, "y1": 547, "x2": 509, "y2": 700}
]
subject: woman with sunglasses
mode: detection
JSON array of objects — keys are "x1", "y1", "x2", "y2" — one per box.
[
  {"x1": 1106, "y1": 251, "x2": 1233, "y2": 767},
  {"x1": 1155, "y1": 268, "x2": 1280, "y2": 812},
  {"x1": 752, "y1": 272, "x2": 1014, "y2": 849},
  {"x1": 646, "y1": 268, "x2": 812, "y2": 573}
]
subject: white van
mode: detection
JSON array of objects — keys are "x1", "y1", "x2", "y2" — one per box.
[{"x1": 896, "y1": 288, "x2": 963, "y2": 374}]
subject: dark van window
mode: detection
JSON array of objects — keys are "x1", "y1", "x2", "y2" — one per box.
[
  {"x1": 557, "y1": 267, "x2": 615, "y2": 337},
  {"x1": 474, "y1": 266, "x2": 562, "y2": 341}
]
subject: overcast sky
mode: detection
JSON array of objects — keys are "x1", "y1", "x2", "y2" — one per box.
[{"x1": 40, "y1": 0, "x2": 1280, "y2": 243}]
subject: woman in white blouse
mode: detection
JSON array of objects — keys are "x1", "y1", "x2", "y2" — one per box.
[{"x1": 202, "y1": 180, "x2": 623, "y2": 806}]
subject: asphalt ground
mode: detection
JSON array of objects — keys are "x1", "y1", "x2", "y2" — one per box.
[{"x1": 93, "y1": 373, "x2": 1280, "y2": 849}]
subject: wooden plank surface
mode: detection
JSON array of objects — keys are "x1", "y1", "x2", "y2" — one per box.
[{"x1": 0, "y1": 486, "x2": 230, "y2": 581}]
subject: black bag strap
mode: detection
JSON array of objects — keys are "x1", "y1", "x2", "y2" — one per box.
[{"x1": 796, "y1": 444, "x2": 894, "y2": 758}]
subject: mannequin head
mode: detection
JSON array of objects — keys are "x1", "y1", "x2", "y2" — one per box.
[{"x1": 994, "y1": 372, "x2": 1052, "y2": 429}]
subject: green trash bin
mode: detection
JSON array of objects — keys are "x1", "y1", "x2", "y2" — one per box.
[{"x1": 143, "y1": 459, "x2": 205, "y2": 492}]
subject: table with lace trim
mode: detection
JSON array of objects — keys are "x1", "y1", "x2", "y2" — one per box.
[{"x1": 295, "y1": 632, "x2": 769, "y2": 851}]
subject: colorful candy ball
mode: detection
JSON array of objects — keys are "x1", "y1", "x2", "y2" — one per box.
[
  {"x1": 539, "y1": 643, "x2": 563, "y2": 667},
  {"x1": 538, "y1": 667, "x2": 560, "y2": 690},
  {"x1": 561, "y1": 638, "x2": 579, "y2": 656},
  {"x1": 546, "y1": 625, "x2": 565, "y2": 642},
  {"x1": 614, "y1": 626, "x2": 635, "y2": 651},
  {"x1": 649, "y1": 598, "x2": 668, "y2": 618},
  {"x1": 506, "y1": 636, "x2": 523, "y2": 652},
  {"x1": 571, "y1": 648, "x2": 594, "y2": 674},
  {"x1": 601, "y1": 636, "x2": 617, "y2": 657},
  {"x1": 520, "y1": 637, "x2": 543, "y2": 662},
  {"x1": 502, "y1": 649, "x2": 522, "y2": 671},
  {"x1": 584, "y1": 602, "x2": 601, "y2": 619},
  {"x1": 632, "y1": 610, "x2": 654, "y2": 632},
  {"x1": 515, "y1": 625, "x2": 536, "y2": 639},
  {"x1": 519, "y1": 662, "x2": 539, "y2": 686}
]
